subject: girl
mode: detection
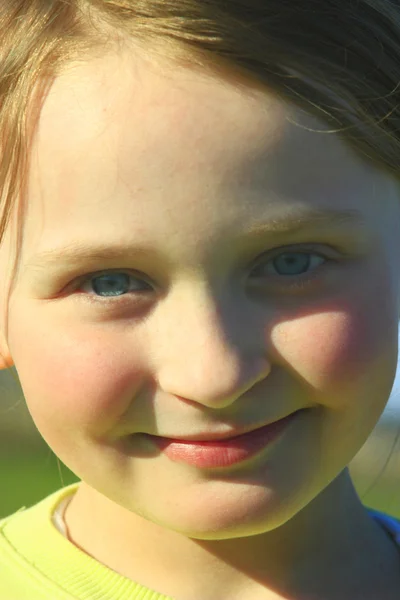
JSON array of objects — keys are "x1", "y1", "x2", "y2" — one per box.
[{"x1": 0, "y1": 1, "x2": 400, "y2": 598}]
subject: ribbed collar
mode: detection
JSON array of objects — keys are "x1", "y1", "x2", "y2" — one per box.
[{"x1": 1, "y1": 483, "x2": 173, "y2": 600}]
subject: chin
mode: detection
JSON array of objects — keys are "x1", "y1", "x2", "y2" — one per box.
[{"x1": 148, "y1": 489, "x2": 295, "y2": 541}]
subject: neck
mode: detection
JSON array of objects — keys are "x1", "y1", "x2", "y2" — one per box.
[{"x1": 64, "y1": 470, "x2": 400, "y2": 600}]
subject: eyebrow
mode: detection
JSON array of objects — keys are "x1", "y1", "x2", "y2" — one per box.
[
  {"x1": 25, "y1": 208, "x2": 365, "y2": 270},
  {"x1": 244, "y1": 207, "x2": 364, "y2": 236}
]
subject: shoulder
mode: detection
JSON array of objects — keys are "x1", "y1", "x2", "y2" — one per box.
[{"x1": 367, "y1": 507, "x2": 400, "y2": 547}]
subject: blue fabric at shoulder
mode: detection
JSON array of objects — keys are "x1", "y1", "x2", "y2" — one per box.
[{"x1": 367, "y1": 508, "x2": 400, "y2": 547}]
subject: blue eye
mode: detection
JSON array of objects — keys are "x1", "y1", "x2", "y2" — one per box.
[
  {"x1": 253, "y1": 251, "x2": 327, "y2": 279},
  {"x1": 82, "y1": 272, "x2": 150, "y2": 297},
  {"x1": 76, "y1": 250, "x2": 330, "y2": 302}
]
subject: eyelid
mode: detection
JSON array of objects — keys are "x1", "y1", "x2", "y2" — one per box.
[
  {"x1": 76, "y1": 246, "x2": 336, "y2": 282},
  {"x1": 76, "y1": 269, "x2": 153, "y2": 288},
  {"x1": 251, "y1": 243, "x2": 339, "y2": 268}
]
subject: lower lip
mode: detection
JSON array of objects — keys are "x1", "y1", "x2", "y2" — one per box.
[{"x1": 149, "y1": 411, "x2": 302, "y2": 469}]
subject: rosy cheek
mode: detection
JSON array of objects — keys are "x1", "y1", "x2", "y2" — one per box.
[
  {"x1": 274, "y1": 310, "x2": 368, "y2": 385},
  {"x1": 10, "y1": 323, "x2": 146, "y2": 437},
  {"x1": 272, "y1": 281, "x2": 398, "y2": 402}
]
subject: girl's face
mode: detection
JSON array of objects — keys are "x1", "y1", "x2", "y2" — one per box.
[{"x1": 2, "y1": 47, "x2": 400, "y2": 538}]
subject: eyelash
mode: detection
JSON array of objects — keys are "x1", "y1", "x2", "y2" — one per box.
[{"x1": 71, "y1": 246, "x2": 336, "y2": 306}]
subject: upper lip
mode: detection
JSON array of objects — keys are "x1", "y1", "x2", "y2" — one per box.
[{"x1": 149, "y1": 409, "x2": 303, "y2": 442}]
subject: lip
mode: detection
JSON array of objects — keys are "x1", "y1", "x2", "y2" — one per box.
[{"x1": 148, "y1": 409, "x2": 304, "y2": 469}]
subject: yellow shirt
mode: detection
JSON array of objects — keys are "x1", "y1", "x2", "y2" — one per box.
[
  {"x1": 0, "y1": 482, "x2": 173, "y2": 599},
  {"x1": 1, "y1": 482, "x2": 399, "y2": 599}
]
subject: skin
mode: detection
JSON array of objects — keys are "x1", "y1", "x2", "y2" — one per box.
[{"x1": 1, "y1": 45, "x2": 400, "y2": 599}]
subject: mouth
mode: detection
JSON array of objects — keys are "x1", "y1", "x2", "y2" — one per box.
[{"x1": 146, "y1": 409, "x2": 306, "y2": 469}]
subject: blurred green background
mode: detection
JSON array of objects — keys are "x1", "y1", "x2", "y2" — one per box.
[{"x1": 1, "y1": 367, "x2": 399, "y2": 519}]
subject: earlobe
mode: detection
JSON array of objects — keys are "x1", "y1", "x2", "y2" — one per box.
[
  {"x1": 0, "y1": 354, "x2": 13, "y2": 370},
  {"x1": 0, "y1": 333, "x2": 14, "y2": 370}
]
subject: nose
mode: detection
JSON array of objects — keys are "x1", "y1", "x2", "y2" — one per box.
[{"x1": 154, "y1": 287, "x2": 271, "y2": 409}]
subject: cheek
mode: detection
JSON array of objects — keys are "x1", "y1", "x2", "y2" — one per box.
[
  {"x1": 8, "y1": 318, "x2": 147, "y2": 437},
  {"x1": 272, "y1": 274, "x2": 398, "y2": 401}
]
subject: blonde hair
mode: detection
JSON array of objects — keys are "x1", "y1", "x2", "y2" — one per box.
[{"x1": 1, "y1": 0, "x2": 400, "y2": 245}]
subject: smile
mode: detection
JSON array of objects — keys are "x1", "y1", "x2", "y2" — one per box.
[{"x1": 147, "y1": 410, "x2": 304, "y2": 469}]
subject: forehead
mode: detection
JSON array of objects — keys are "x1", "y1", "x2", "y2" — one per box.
[{"x1": 23, "y1": 46, "x2": 400, "y2": 259}]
